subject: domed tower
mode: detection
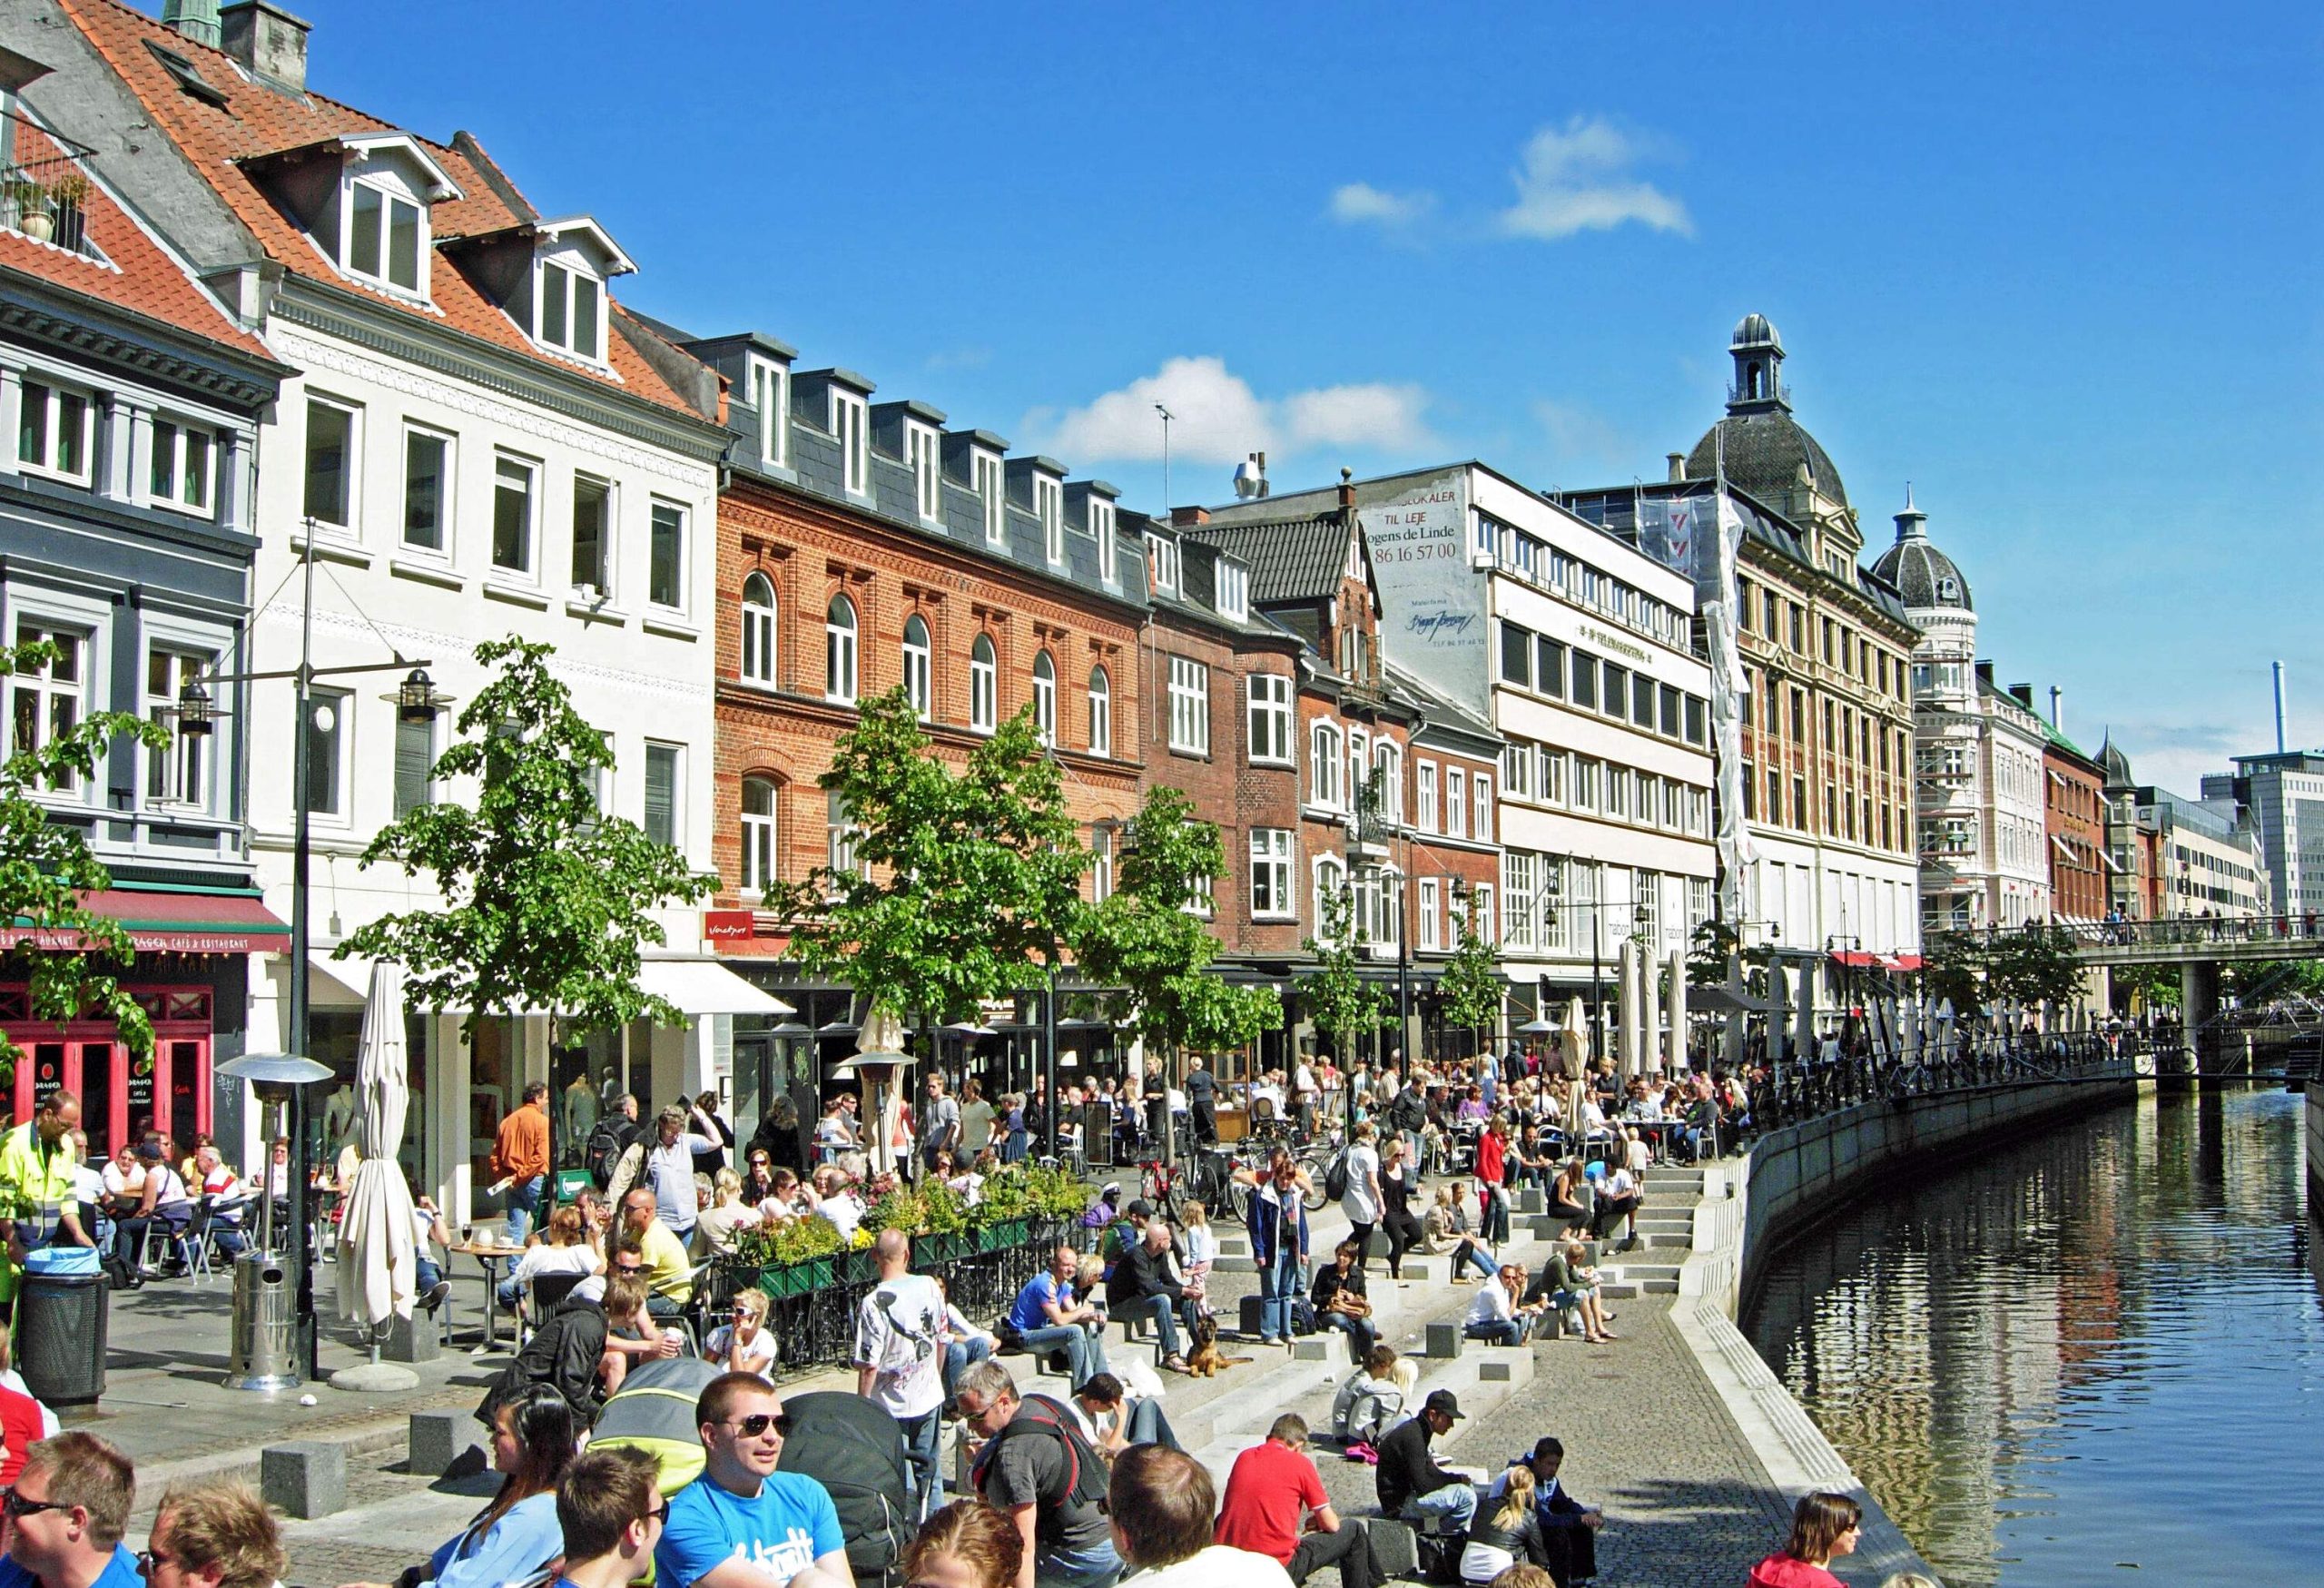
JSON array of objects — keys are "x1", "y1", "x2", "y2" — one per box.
[
  {"x1": 1869, "y1": 488, "x2": 1975, "y2": 704},
  {"x1": 1684, "y1": 314, "x2": 1860, "y2": 563},
  {"x1": 1872, "y1": 489, "x2": 1983, "y2": 929}
]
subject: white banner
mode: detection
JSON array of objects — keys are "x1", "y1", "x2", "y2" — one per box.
[{"x1": 1702, "y1": 489, "x2": 1755, "y2": 929}]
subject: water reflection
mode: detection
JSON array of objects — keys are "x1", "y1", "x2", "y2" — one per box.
[{"x1": 1742, "y1": 1090, "x2": 2324, "y2": 1588}]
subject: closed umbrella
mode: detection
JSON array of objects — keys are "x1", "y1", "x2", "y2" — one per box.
[
  {"x1": 332, "y1": 960, "x2": 417, "y2": 1391},
  {"x1": 1665, "y1": 948, "x2": 1686, "y2": 1076}
]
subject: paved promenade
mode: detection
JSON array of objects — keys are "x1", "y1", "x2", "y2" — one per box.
[{"x1": 65, "y1": 1164, "x2": 1867, "y2": 1587}]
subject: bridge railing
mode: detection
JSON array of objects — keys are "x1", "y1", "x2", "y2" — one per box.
[
  {"x1": 1743, "y1": 1031, "x2": 2142, "y2": 1135},
  {"x1": 1935, "y1": 916, "x2": 2323, "y2": 955}
]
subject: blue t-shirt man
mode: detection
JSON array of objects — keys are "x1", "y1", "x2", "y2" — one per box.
[
  {"x1": 654, "y1": 1469, "x2": 843, "y2": 1588},
  {"x1": 1007, "y1": 1270, "x2": 1070, "y2": 1335},
  {"x1": 0, "y1": 1544, "x2": 140, "y2": 1588}
]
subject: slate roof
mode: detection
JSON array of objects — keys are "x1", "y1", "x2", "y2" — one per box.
[
  {"x1": 1685, "y1": 408, "x2": 1848, "y2": 509},
  {"x1": 0, "y1": 118, "x2": 276, "y2": 364},
  {"x1": 1177, "y1": 512, "x2": 1350, "y2": 605},
  {"x1": 1384, "y1": 660, "x2": 1500, "y2": 746},
  {"x1": 57, "y1": 0, "x2": 701, "y2": 417},
  {"x1": 1868, "y1": 526, "x2": 1972, "y2": 613}
]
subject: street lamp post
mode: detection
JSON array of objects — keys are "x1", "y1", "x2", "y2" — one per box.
[{"x1": 186, "y1": 527, "x2": 438, "y2": 1381}]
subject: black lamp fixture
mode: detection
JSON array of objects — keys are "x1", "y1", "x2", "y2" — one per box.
[
  {"x1": 397, "y1": 667, "x2": 448, "y2": 725},
  {"x1": 174, "y1": 680, "x2": 214, "y2": 737}
]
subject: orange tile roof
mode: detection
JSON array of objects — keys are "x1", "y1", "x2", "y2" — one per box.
[
  {"x1": 57, "y1": 0, "x2": 705, "y2": 419},
  {"x1": 0, "y1": 120, "x2": 276, "y2": 364}
]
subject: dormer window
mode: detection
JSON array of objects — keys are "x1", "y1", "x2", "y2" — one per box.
[
  {"x1": 1091, "y1": 500, "x2": 1117, "y2": 582},
  {"x1": 1037, "y1": 478, "x2": 1063, "y2": 564},
  {"x1": 1147, "y1": 534, "x2": 1180, "y2": 596},
  {"x1": 1217, "y1": 560, "x2": 1248, "y2": 621},
  {"x1": 749, "y1": 359, "x2": 788, "y2": 469},
  {"x1": 975, "y1": 453, "x2": 1004, "y2": 545},
  {"x1": 345, "y1": 176, "x2": 424, "y2": 295},
  {"x1": 536, "y1": 258, "x2": 602, "y2": 361},
  {"x1": 907, "y1": 425, "x2": 941, "y2": 522},
  {"x1": 831, "y1": 390, "x2": 869, "y2": 496}
]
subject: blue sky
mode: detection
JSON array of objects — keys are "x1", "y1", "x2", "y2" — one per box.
[{"x1": 288, "y1": 0, "x2": 2319, "y2": 793}]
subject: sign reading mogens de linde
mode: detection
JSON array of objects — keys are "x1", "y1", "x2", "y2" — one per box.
[{"x1": 1360, "y1": 469, "x2": 1486, "y2": 713}]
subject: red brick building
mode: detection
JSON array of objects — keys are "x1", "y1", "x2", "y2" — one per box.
[{"x1": 2043, "y1": 723, "x2": 2109, "y2": 923}]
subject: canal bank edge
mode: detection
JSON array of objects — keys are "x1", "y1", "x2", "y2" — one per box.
[
  {"x1": 1667, "y1": 1070, "x2": 2139, "y2": 1587},
  {"x1": 2305, "y1": 1082, "x2": 2323, "y2": 1189}
]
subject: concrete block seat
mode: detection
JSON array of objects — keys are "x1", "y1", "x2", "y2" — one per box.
[{"x1": 261, "y1": 1442, "x2": 345, "y2": 1520}]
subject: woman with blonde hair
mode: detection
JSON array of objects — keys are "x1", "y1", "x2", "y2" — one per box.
[
  {"x1": 693, "y1": 1168, "x2": 761, "y2": 1256},
  {"x1": 704, "y1": 1288, "x2": 778, "y2": 1380},
  {"x1": 900, "y1": 1500, "x2": 1022, "y2": 1588},
  {"x1": 1459, "y1": 1462, "x2": 1551, "y2": 1584}
]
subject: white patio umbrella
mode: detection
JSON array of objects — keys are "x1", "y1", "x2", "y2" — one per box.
[
  {"x1": 1664, "y1": 948, "x2": 1687, "y2": 1075},
  {"x1": 331, "y1": 959, "x2": 418, "y2": 1392},
  {"x1": 1767, "y1": 962, "x2": 1789, "y2": 1064},
  {"x1": 1792, "y1": 962, "x2": 1817, "y2": 1062}
]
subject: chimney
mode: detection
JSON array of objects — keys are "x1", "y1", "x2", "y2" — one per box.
[
  {"x1": 1974, "y1": 660, "x2": 1995, "y2": 687},
  {"x1": 221, "y1": 0, "x2": 310, "y2": 93},
  {"x1": 1666, "y1": 452, "x2": 1686, "y2": 484},
  {"x1": 2049, "y1": 686, "x2": 2063, "y2": 730},
  {"x1": 1169, "y1": 506, "x2": 1210, "y2": 528},
  {"x1": 2008, "y1": 682, "x2": 2034, "y2": 710},
  {"x1": 1337, "y1": 466, "x2": 1354, "y2": 517},
  {"x1": 162, "y1": 0, "x2": 222, "y2": 47}
]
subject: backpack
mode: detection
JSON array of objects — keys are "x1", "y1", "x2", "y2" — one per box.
[
  {"x1": 587, "y1": 1116, "x2": 639, "y2": 1189},
  {"x1": 970, "y1": 1393, "x2": 1108, "y2": 1547},
  {"x1": 775, "y1": 1391, "x2": 916, "y2": 1588},
  {"x1": 1324, "y1": 1149, "x2": 1351, "y2": 1203}
]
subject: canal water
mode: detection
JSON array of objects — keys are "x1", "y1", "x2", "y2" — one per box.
[{"x1": 1742, "y1": 1089, "x2": 2324, "y2": 1587}]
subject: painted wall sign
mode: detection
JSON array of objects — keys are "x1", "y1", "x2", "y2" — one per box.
[{"x1": 1360, "y1": 468, "x2": 1483, "y2": 713}]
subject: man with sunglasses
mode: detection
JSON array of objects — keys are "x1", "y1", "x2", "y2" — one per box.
[
  {"x1": 137, "y1": 1480, "x2": 281, "y2": 1588},
  {"x1": 554, "y1": 1446, "x2": 666, "y2": 1588},
  {"x1": 0, "y1": 1432, "x2": 139, "y2": 1588},
  {"x1": 656, "y1": 1373, "x2": 852, "y2": 1588}
]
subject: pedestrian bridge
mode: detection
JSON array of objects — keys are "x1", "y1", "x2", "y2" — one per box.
[{"x1": 1977, "y1": 919, "x2": 2324, "y2": 970}]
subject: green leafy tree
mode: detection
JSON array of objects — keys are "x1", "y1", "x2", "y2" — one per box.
[
  {"x1": 775, "y1": 687, "x2": 1084, "y2": 1033},
  {"x1": 1296, "y1": 883, "x2": 1388, "y2": 1110},
  {"x1": 1074, "y1": 788, "x2": 1281, "y2": 1155},
  {"x1": 2113, "y1": 961, "x2": 2181, "y2": 1013},
  {"x1": 0, "y1": 638, "x2": 172, "y2": 1070},
  {"x1": 1918, "y1": 925, "x2": 2087, "y2": 1023},
  {"x1": 340, "y1": 636, "x2": 715, "y2": 1128},
  {"x1": 1436, "y1": 901, "x2": 1502, "y2": 1061}
]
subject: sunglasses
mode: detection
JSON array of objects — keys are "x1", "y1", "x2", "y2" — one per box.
[
  {"x1": 134, "y1": 1552, "x2": 174, "y2": 1579},
  {"x1": 646, "y1": 1497, "x2": 673, "y2": 1525},
  {"x1": 3, "y1": 1490, "x2": 66, "y2": 1520},
  {"x1": 724, "y1": 1413, "x2": 791, "y2": 1438}
]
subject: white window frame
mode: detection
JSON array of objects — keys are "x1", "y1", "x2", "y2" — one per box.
[
  {"x1": 1250, "y1": 827, "x2": 1295, "y2": 920},
  {"x1": 1032, "y1": 650, "x2": 1057, "y2": 746},
  {"x1": 490, "y1": 451, "x2": 538, "y2": 578},
  {"x1": 391, "y1": 711, "x2": 433, "y2": 820},
  {"x1": 1574, "y1": 757, "x2": 1600, "y2": 813},
  {"x1": 1088, "y1": 666, "x2": 1111, "y2": 757},
  {"x1": 750, "y1": 358, "x2": 788, "y2": 469},
  {"x1": 740, "y1": 573, "x2": 777, "y2": 686},
  {"x1": 831, "y1": 389, "x2": 870, "y2": 497},
  {"x1": 1416, "y1": 760, "x2": 1438, "y2": 833},
  {"x1": 148, "y1": 416, "x2": 216, "y2": 517},
  {"x1": 647, "y1": 498, "x2": 687, "y2": 612},
  {"x1": 1217, "y1": 560, "x2": 1249, "y2": 620},
  {"x1": 1503, "y1": 852, "x2": 1536, "y2": 952},
  {"x1": 1036, "y1": 476, "x2": 1064, "y2": 565},
  {"x1": 1167, "y1": 656, "x2": 1209, "y2": 755},
  {"x1": 1418, "y1": 877, "x2": 1442, "y2": 951},
  {"x1": 301, "y1": 393, "x2": 359, "y2": 535},
  {"x1": 901, "y1": 614, "x2": 931, "y2": 720},
  {"x1": 1091, "y1": 499, "x2": 1118, "y2": 583},
  {"x1": 1542, "y1": 857, "x2": 1570, "y2": 951},
  {"x1": 1503, "y1": 739, "x2": 1532, "y2": 802},
  {"x1": 1606, "y1": 764, "x2": 1629, "y2": 821},
  {"x1": 825, "y1": 594, "x2": 859, "y2": 705},
  {"x1": 143, "y1": 644, "x2": 214, "y2": 810},
  {"x1": 1247, "y1": 674, "x2": 1293, "y2": 766},
  {"x1": 740, "y1": 775, "x2": 778, "y2": 897},
  {"x1": 1472, "y1": 883, "x2": 1496, "y2": 945},
  {"x1": 341, "y1": 174, "x2": 427, "y2": 297},
  {"x1": 1311, "y1": 721, "x2": 1343, "y2": 809},
  {"x1": 970, "y1": 635, "x2": 997, "y2": 733},
  {"x1": 907, "y1": 424, "x2": 942, "y2": 523},
  {"x1": 643, "y1": 741, "x2": 683, "y2": 848},
  {"x1": 533, "y1": 255, "x2": 605, "y2": 363},
  {"x1": 1474, "y1": 774, "x2": 1493, "y2": 843},
  {"x1": 303, "y1": 685, "x2": 353, "y2": 824},
  {"x1": 1541, "y1": 747, "x2": 1568, "y2": 807},
  {"x1": 1147, "y1": 534, "x2": 1180, "y2": 595},
  {"x1": 1374, "y1": 742, "x2": 1403, "y2": 825},
  {"x1": 1313, "y1": 856, "x2": 1348, "y2": 943},
  {"x1": 1445, "y1": 767, "x2": 1466, "y2": 838},
  {"x1": 975, "y1": 452, "x2": 1005, "y2": 546},
  {"x1": 569, "y1": 473, "x2": 614, "y2": 597},
  {"x1": 15, "y1": 380, "x2": 92, "y2": 488},
  {"x1": 399, "y1": 423, "x2": 453, "y2": 556},
  {"x1": 1186, "y1": 871, "x2": 1216, "y2": 920}
]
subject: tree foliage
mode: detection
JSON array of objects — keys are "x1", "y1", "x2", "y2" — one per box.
[
  {"x1": 1918, "y1": 924, "x2": 2087, "y2": 1018},
  {"x1": 340, "y1": 636, "x2": 714, "y2": 1045},
  {"x1": 0, "y1": 638, "x2": 172, "y2": 1065},
  {"x1": 1074, "y1": 787, "x2": 1281, "y2": 1069},
  {"x1": 1436, "y1": 901, "x2": 1502, "y2": 1050},
  {"x1": 1296, "y1": 883, "x2": 1389, "y2": 1070},
  {"x1": 775, "y1": 687, "x2": 1085, "y2": 1028}
]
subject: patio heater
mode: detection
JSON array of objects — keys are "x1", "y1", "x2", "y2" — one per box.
[{"x1": 215, "y1": 1051, "x2": 331, "y2": 1392}]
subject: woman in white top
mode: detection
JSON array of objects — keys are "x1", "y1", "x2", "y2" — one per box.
[
  {"x1": 503, "y1": 1204, "x2": 603, "y2": 1317},
  {"x1": 704, "y1": 1288, "x2": 779, "y2": 1380},
  {"x1": 691, "y1": 1169, "x2": 762, "y2": 1257},
  {"x1": 1339, "y1": 1119, "x2": 1384, "y2": 1270}
]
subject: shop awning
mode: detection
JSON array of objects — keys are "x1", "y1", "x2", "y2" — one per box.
[
  {"x1": 0, "y1": 886, "x2": 289, "y2": 954},
  {"x1": 638, "y1": 960, "x2": 792, "y2": 1017},
  {"x1": 309, "y1": 951, "x2": 372, "y2": 1008},
  {"x1": 1830, "y1": 950, "x2": 1887, "y2": 969},
  {"x1": 1889, "y1": 953, "x2": 1925, "y2": 972},
  {"x1": 1688, "y1": 985, "x2": 1773, "y2": 1014}
]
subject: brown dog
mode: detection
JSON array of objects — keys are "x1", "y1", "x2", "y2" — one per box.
[{"x1": 1187, "y1": 1314, "x2": 1252, "y2": 1377}]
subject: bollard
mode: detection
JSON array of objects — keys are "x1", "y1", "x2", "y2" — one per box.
[{"x1": 261, "y1": 1442, "x2": 346, "y2": 1520}]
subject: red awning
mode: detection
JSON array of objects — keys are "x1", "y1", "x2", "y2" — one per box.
[
  {"x1": 0, "y1": 888, "x2": 289, "y2": 955},
  {"x1": 1831, "y1": 950, "x2": 1886, "y2": 969},
  {"x1": 1889, "y1": 952, "x2": 1925, "y2": 972}
]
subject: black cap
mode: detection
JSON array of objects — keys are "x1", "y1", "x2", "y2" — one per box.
[
  {"x1": 1126, "y1": 1198, "x2": 1155, "y2": 1219},
  {"x1": 1423, "y1": 1389, "x2": 1464, "y2": 1420}
]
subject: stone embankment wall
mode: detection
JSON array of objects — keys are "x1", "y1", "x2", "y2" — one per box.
[
  {"x1": 1673, "y1": 1069, "x2": 2137, "y2": 1584},
  {"x1": 2306, "y1": 1082, "x2": 2324, "y2": 1188}
]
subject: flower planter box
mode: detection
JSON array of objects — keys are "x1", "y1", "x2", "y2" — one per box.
[
  {"x1": 917, "y1": 1231, "x2": 975, "y2": 1264},
  {"x1": 976, "y1": 1218, "x2": 1030, "y2": 1253},
  {"x1": 758, "y1": 1257, "x2": 832, "y2": 1298},
  {"x1": 839, "y1": 1249, "x2": 879, "y2": 1283}
]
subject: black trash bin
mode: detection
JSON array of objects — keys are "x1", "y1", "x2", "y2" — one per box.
[{"x1": 17, "y1": 1268, "x2": 107, "y2": 1406}]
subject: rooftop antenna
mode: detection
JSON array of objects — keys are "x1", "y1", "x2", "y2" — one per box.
[
  {"x1": 1154, "y1": 403, "x2": 1175, "y2": 512},
  {"x1": 2275, "y1": 660, "x2": 2289, "y2": 754}
]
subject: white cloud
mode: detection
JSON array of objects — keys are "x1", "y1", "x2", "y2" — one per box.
[
  {"x1": 1496, "y1": 115, "x2": 1693, "y2": 241},
  {"x1": 1329, "y1": 182, "x2": 1434, "y2": 228},
  {"x1": 1533, "y1": 399, "x2": 1631, "y2": 476},
  {"x1": 1024, "y1": 356, "x2": 1432, "y2": 468}
]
